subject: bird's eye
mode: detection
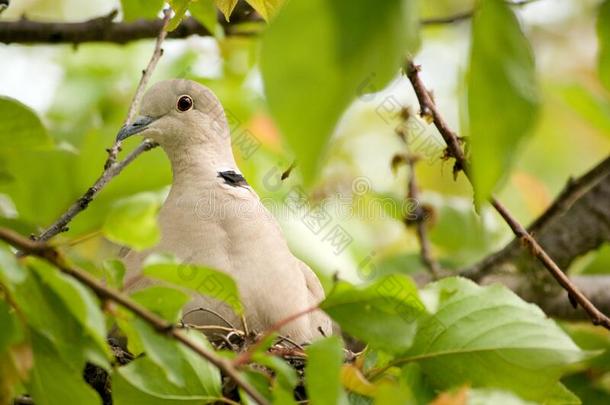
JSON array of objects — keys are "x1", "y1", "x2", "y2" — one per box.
[{"x1": 177, "y1": 95, "x2": 193, "y2": 112}]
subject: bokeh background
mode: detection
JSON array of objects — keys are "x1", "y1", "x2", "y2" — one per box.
[{"x1": 2, "y1": 0, "x2": 610, "y2": 402}]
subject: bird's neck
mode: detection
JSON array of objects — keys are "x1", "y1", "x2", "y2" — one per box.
[{"x1": 164, "y1": 142, "x2": 239, "y2": 191}]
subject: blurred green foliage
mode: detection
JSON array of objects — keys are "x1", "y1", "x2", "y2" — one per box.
[{"x1": 0, "y1": 0, "x2": 609, "y2": 404}]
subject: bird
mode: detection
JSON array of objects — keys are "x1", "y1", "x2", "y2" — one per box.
[{"x1": 116, "y1": 79, "x2": 331, "y2": 343}]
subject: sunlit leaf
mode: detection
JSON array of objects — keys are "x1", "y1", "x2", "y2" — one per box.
[
  {"x1": 261, "y1": 0, "x2": 420, "y2": 184},
  {"x1": 143, "y1": 253, "x2": 243, "y2": 314},
  {"x1": 120, "y1": 0, "x2": 164, "y2": 21},
  {"x1": 467, "y1": 0, "x2": 540, "y2": 203},
  {"x1": 404, "y1": 278, "x2": 588, "y2": 402},
  {"x1": 0, "y1": 97, "x2": 51, "y2": 151},
  {"x1": 305, "y1": 336, "x2": 348, "y2": 405},
  {"x1": 214, "y1": 0, "x2": 238, "y2": 21},
  {"x1": 31, "y1": 259, "x2": 108, "y2": 358},
  {"x1": 102, "y1": 192, "x2": 162, "y2": 251},
  {"x1": 131, "y1": 285, "x2": 190, "y2": 322},
  {"x1": 320, "y1": 275, "x2": 424, "y2": 353},
  {"x1": 189, "y1": 0, "x2": 217, "y2": 34},
  {"x1": 246, "y1": 0, "x2": 284, "y2": 20},
  {"x1": 113, "y1": 332, "x2": 221, "y2": 405},
  {"x1": 102, "y1": 259, "x2": 126, "y2": 290},
  {"x1": 168, "y1": 0, "x2": 192, "y2": 31},
  {"x1": 132, "y1": 319, "x2": 186, "y2": 387},
  {"x1": 0, "y1": 300, "x2": 21, "y2": 355},
  {"x1": 28, "y1": 332, "x2": 100, "y2": 405}
]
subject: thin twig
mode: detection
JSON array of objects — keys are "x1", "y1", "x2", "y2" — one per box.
[
  {"x1": 34, "y1": 10, "x2": 172, "y2": 242},
  {"x1": 35, "y1": 140, "x2": 158, "y2": 242},
  {"x1": 421, "y1": 0, "x2": 542, "y2": 27},
  {"x1": 182, "y1": 307, "x2": 239, "y2": 329},
  {"x1": 105, "y1": 8, "x2": 171, "y2": 169},
  {"x1": 233, "y1": 305, "x2": 320, "y2": 366},
  {"x1": 405, "y1": 154, "x2": 441, "y2": 279},
  {"x1": 462, "y1": 156, "x2": 610, "y2": 280},
  {"x1": 405, "y1": 60, "x2": 610, "y2": 330},
  {"x1": 0, "y1": 228, "x2": 268, "y2": 405}
]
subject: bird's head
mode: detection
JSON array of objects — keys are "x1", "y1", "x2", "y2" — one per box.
[{"x1": 116, "y1": 79, "x2": 230, "y2": 151}]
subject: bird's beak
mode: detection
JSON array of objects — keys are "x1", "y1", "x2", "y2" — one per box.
[{"x1": 116, "y1": 115, "x2": 157, "y2": 141}]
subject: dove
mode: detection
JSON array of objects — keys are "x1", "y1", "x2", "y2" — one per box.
[{"x1": 116, "y1": 79, "x2": 331, "y2": 343}]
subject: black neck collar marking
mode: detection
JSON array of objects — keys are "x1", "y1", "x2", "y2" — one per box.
[{"x1": 218, "y1": 170, "x2": 249, "y2": 187}]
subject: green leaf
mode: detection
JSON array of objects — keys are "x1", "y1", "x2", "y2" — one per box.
[
  {"x1": 0, "y1": 148, "x2": 77, "y2": 226},
  {"x1": 305, "y1": 336, "x2": 347, "y2": 405},
  {"x1": 0, "y1": 246, "x2": 26, "y2": 285},
  {"x1": 246, "y1": 0, "x2": 284, "y2": 20},
  {"x1": 189, "y1": 0, "x2": 217, "y2": 34},
  {"x1": 143, "y1": 253, "x2": 243, "y2": 314},
  {"x1": 113, "y1": 358, "x2": 218, "y2": 405},
  {"x1": 131, "y1": 285, "x2": 190, "y2": 322},
  {"x1": 120, "y1": 0, "x2": 164, "y2": 21},
  {"x1": 598, "y1": 0, "x2": 610, "y2": 91},
  {"x1": 320, "y1": 275, "x2": 424, "y2": 353},
  {"x1": 543, "y1": 383, "x2": 582, "y2": 405},
  {"x1": 0, "y1": 300, "x2": 21, "y2": 355},
  {"x1": 28, "y1": 332, "x2": 100, "y2": 405},
  {"x1": 133, "y1": 319, "x2": 187, "y2": 387},
  {"x1": 113, "y1": 331, "x2": 221, "y2": 404},
  {"x1": 0, "y1": 97, "x2": 51, "y2": 151},
  {"x1": 214, "y1": 0, "x2": 238, "y2": 21},
  {"x1": 467, "y1": 0, "x2": 540, "y2": 203},
  {"x1": 403, "y1": 277, "x2": 588, "y2": 402},
  {"x1": 102, "y1": 192, "x2": 162, "y2": 251},
  {"x1": 261, "y1": 0, "x2": 419, "y2": 184},
  {"x1": 102, "y1": 259, "x2": 126, "y2": 290},
  {"x1": 168, "y1": 0, "x2": 192, "y2": 31},
  {"x1": 251, "y1": 352, "x2": 297, "y2": 390},
  {"x1": 14, "y1": 264, "x2": 109, "y2": 369},
  {"x1": 31, "y1": 259, "x2": 108, "y2": 359}
]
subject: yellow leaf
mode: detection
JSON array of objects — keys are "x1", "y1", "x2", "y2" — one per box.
[
  {"x1": 341, "y1": 364, "x2": 377, "y2": 397},
  {"x1": 246, "y1": 0, "x2": 285, "y2": 20},
  {"x1": 214, "y1": 0, "x2": 238, "y2": 21}
]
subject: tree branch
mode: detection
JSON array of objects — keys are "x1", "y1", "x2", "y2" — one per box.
[
  {"x1": 421, "y1": 0, "x2": 541, "y2": 27},
  {"x1": 405, "y1": 61, "x2": 610, "y2": 330},
  {"x1": 463, "y1": 156, "x2": 610, "y2": 281},
  {"x1": 0, "y1": 0, "x2": 541, "y2": 45},
  {"x1": 0, "y1": 227, "x2": 268, "y2": 405},
  {"x1": 0, "y1": 8, "x2": 258, "y2": 45}
]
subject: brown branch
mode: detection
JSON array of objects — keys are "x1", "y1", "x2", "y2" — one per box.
[
  {"x1": 463, "y1": 156, "x2": 610, "y2": 280},
  {"x1": 0, "y1": 227, "x2": 268, "y2": 405},
  {"x1": 407, "y1": 157, "x2": 441, "y2": 280},
  {"x1": 0, "y1": 7, "x2": 260, "y2": 45},
  {"x1": 0, "y1": 0, "x2": 540, "y2": 45},
  {"x1": 421, "y1": 0, "x2": 541, "y2": 27},
  {"x1": 396, "y1": 122, "x2": 441, "y2": 279},
  {"x1": 405, "y1": 61, "x2": 610, "y2": 330},
  {"x1": 34, "y1": 9, "x2": 173, "y2": 242}
]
